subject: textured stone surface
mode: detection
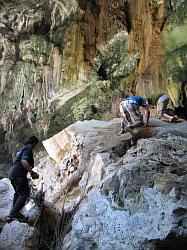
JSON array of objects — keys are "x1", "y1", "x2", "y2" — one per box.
[
  {"x1": 59, "y1": 121, "x2": 187, "y2": 249},
  {"x1": 0, "y1": 119, "x2": 187, "y2": 249},
  {"x1": 39, "y1": 118, "x2": 187, "y2": 249},
  {"x1": 0, "y1": 178, "x2": 14, "y2": 225},
  {"x1": 0, "y1": 221, "x2": 38, "y2": 250},
  {"x1": 0, "y1": 1, "x2": 186, "y2": 249},
  {"x1": 42, "y1": 118, "x2": 131, "y2": 207}
]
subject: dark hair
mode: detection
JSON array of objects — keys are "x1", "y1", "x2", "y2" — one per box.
[{"x1": 25, "y1": 136, "x2": 39, "y2": 145}]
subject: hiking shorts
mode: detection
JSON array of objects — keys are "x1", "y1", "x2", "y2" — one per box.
[
  {"x1": 157, "y1": 99, "x2": 169, "y2": 117},
  {"x1": 120, "y1": 101, "x2": 143, "y2": 126}
]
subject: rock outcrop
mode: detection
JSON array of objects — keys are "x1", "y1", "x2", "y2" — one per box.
[
  {"x1": 0, "y1": 118, "x2": 187, "y2": 249},
  {"x1": 0, "y1": 221, "x2": 38, "y2": 250},
  {"x1": 41, "y1": 118, "x2": 187, "y2": 249},
  {"x1": 0, "y1": 178, "x2": 14, "y2": 228},
  {"x1": 42, "y1": 118, "x2": 131, "y2": 208}
]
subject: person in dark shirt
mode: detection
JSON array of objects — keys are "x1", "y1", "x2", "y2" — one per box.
[
  {"x1": 8, "y1": 136, "x2": 39, "y2": 221},
  {"x1": 119, "y1": 95, "x2": 150, "y2": 135}
]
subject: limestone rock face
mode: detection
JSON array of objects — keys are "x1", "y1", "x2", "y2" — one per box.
[
  {"x1": 40, "y1": 119, "x2": 187, "y2": 249},
  {"x1": 0, "y1": 221, "x2": 38, "y2": 250},
  {"x1": 42, "y1": 118, "x2": 131, "y2": 208},
  {"x1": 63, "y1": 136, "x2": 187, "y2": 249},
  {"x1": 0, "y1": 0, "x2": 186, "y2": 248},
  {"x1": 0, "y1": 178, "x2": 14, "y2": 224},
  {"x1": 0, "y1": 119, "x2": 187, "y2": 249},
  {"x1": 0, "y1": 0, "x2": 186, "y2": 154}
]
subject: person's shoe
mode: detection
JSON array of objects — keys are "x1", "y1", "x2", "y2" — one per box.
[
  {"x1": 119, "y1": 127, "x2": 132, "y2": 134},
  {"x1": 15, "y1": 212, "x2": 26, "y2": 219},
  {"x1": 119, "y1": 126, "x2": 135, "y2": 137},
  {"x1": 125, "y1": 126, "x2": 133, "y2": 132},
  {"x1": 131, "y1": 138, "x2": 137, "y2": 146},
  {"x1": 7, "y1": 212, "x2": 27, "y2": 222},
  {"x1": 170, "y1": 117, "x2": 177, "y2": 123},
  {"x1": 119, "y1": 130, "x2": 125, "y2": 134},
  {"x1": 6, "y1": 216, "x2": 14, "y2": 222},
  {"x1": 125, "y1": 126, "x2": 137, "y2": 138}
]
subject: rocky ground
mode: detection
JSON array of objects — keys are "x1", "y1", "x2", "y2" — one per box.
[{"x1": 0, "y1": 118, "x2": 187, "y2": 249}]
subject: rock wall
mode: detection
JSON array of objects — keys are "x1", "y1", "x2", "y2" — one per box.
[
  {"x1": 0, "y1": 221, "x2": 38, "y2": 250},
  {"x1": 40, "y1": 119, "x2": 187, "y2": 249},
  {"x1": 0, "y1": 118, "x2": 187, "y2": 249},
  {"x1": 0, "y1": 0, "x2": 186, "y2": 159},
  {"x1": 0, "y1": 1, "x2": 187, "y2": 248}
]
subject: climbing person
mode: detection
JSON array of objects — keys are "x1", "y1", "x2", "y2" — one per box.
[
  {"x1": 7, "y1": 136, "x2": 39, "y2": 221},
  {"x1": 157, "y1": 93, "x2": 177, "y2": 123},
  {"x1": 119, "y1": 95, "x2": 150, "y2": 137}
]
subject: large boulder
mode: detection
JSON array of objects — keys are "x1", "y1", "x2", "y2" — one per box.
[
  {"x1": 0, "y1": 118, "x2": 187, "y2": 249},
  {"x1": 42, "y1": 118, "x2": 131, "y2": 208},
  {"x1": 40, "y1": 118, "x2": 187, "y2": 249},
  {"x1": 0, "y1": 221, "x2": 38, "y2": 250},
  {"x1": 63, "y1": 133, "x2": 187, "y2": 249},
  {"x1": 0, "y1": 178, "x2": 14, "y2": 227}
]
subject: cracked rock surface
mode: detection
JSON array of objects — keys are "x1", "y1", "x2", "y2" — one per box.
[{"x1": 41, "y1": 118, "x2": 187, "y2": 249}]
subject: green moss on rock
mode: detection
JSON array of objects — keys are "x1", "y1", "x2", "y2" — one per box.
[
  {"x1": 163, "y1": 23, "x2": 187, "y2": 54},
  {"x1": 48, "y1": 79, "x2": 117, "y2": 136},
  {"x1": 146, "y1": 93, "x2": 163, "y2": 105},
  {"x1": 92, "y1": 31, "x2": 140, "y2": 82},
  {"x1": 165, "y1": 0, "x2": 187, "y2": 25},
  {"x1": 165, "y1": 45, "x2": 187, "y2": 80},
  {"x1": 163, "y1": 0, "x2": 187, "y2": 109},
  {"x1": 167, "y1": 81, "x2": 182, "y2": 107},
  {"x1": 60, "y1": 25, "x2": 84, "y2": 90}
]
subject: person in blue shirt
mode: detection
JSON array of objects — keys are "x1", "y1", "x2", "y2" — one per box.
[
  {"x1": 157, "y1": 93, "x2": 177, "y2": 122},
  {"x1": 119, "y1": 95, "x2": 150, "y2": 135},
  {"x1": 8, "y1": 136, "x2": 39, "y2": 221}
]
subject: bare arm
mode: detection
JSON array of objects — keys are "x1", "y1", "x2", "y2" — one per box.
[
  {"x1": 119, "y1": 103, "x2": 126, "y2": 117},
  {"x1": 21, "y1": 159, "x2": 39, "y2": 179},
  {"x1": 21, "y1": 159, "x2": 33, "y2": 173}
]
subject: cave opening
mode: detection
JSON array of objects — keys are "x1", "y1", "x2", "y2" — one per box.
[
  {"x1": 175, "y1": 81, "x2": 187, "y2": 119},
  {"x1": 98, "y1": 65, "x2": 107, "y2": 80}
]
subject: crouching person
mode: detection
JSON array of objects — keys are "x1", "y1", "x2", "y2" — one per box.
[
  {"x1": 8, "y1": 136, "x2": 39, "y2": 221},
  {"x1": 119, "y1": 95, "x2": 150, "y2": 141},
  {"x1": 157, "y1": 93, "x2": 177, "y2": 123}
]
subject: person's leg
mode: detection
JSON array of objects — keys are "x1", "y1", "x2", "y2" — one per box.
[
  {"x1": 119, "y1": 106, "x2": 132, "y2": 134},
  {"x1": 119, "y1": 104, "x2": 137, "y2": 139},
  {"x1": 129, "y1": 120, "x2": 143, "y2": 128},
  {"x1": 157, "y1": 99, "x2": 169, "y2": 119},
  {"x1": 157, "y1": 101, "x2": 163, "y2": 119},
  {"x1": 161, "y1": 113, "x2": 175, "y2": 122},
  {"x1": 120, "y1": 118, "x2": 125, "y2": 134},
  {"x1": 13, "y1": 193, "x2": 19, "y2": 206},
  {"x1": 126, "y1": 103, "x2": 143, "y2": 128},
  {"x1": 9, "y1": 177, "x2": 30, "y2": 218},
  {"x1": 123, "y1": 103, "x2": 144, "y2": 145},
  {"x1": 164, "y1": 108, "x2": 177, "y2": 122}
]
